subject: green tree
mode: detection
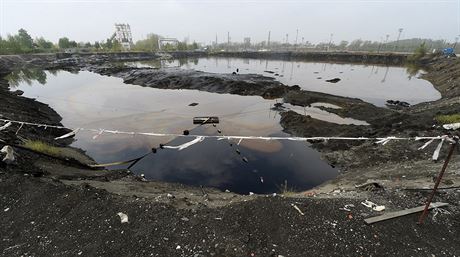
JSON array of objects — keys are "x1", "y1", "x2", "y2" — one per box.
[
  {"x1": 133, "y1": 33, "x2": 161, "y2": 51},
  {"x1": 17, "y1": 28, "x2": 34, "y2": 52},
  {"x1": 58, "y1": 37, "x2": 71, "y2": 49},
  {"x1": 35, "y1": 37, "x2": 54, "y2": 51}
]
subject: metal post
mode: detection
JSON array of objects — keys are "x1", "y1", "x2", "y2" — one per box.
[
  {"x1": 394, "y1": 28, "x2": 403, "y2": 52},
  {"x1": 418, "y1": 138, "x2": 458, "y2": 224}
]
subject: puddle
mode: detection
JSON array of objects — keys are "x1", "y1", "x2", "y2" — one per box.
[
  {"x1": 9, "y1": 69, "x2": 344, "y2": 194},
  {"x1": 131, "y1": 57, "x2": 441, "y2": 107}
]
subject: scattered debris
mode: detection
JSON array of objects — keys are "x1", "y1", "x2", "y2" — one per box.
[
  {"x1": 355, "y1": 182, "x2": 384, "y2": 191},
  {"x1": 271, "y1": 102, "x2": 286, "y2": 111},
  {"x1": 339, "y1": 204, "x2": 355, "y2": 212},
  {"x1": 364, "y1": 202, "x2": 448, "y2": 225},
  {"x1": 361, "y1": 200, "x2": 385, "y2": 212},
  {"x1": 443, "y1": 122, "x2": 460, "y2": 130},
  {"x1": 325, "y1": 78, "x2": 341, "y2": 83},
  {"x1": 264, "y1": 70, "x2": 275, "y2": 74},
  {"x1": 432, "y1": 207, "x2": 451, "y2": 221},
  {"x1": 4, "y1": 207, "x2": 10, "y2": 212},
  {"x1": 386, "y1": 100, "x2": 410, "y2": 108},
  {"x1": 193, "y1": 116, "x2": 219, "y2": 124},
  {"x1": 117, "y1": 212, "x2": 129, "y2": 223},
  {"x1": 291, "y1": 203, "x2": 305, "y2": 216},
  {"x1": 1, "y1": 145, "x2": 15, "y2": 164},
  {"x1": 188, "y1": 102, "x2": 199, "y2": 106}
]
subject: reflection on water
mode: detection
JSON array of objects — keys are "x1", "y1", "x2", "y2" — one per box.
[
  {"x1": 10, "y1": 69, "x2": 343, "y2": 193},
  {"x1": 132, "y1": 57, "x2": 441, "y2": 107},
  {"x1": 7, "y1": 69, "x2": 49, "y2": 87}
]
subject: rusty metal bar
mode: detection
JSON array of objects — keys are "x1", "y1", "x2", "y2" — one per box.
[{"x1": 418, "y1": 138, "x2": 458, "y2": 224}]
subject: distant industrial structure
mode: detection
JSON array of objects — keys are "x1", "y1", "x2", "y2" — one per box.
[
  {"x1": 158, "y1": 38, "x2": 179, "y2": 51},
  {"x1": 113, "y1": 23, "x2": 133, "y2": 51}
]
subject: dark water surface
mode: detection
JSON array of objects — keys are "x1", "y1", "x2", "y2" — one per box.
[{"x1": 9, "y1": 68, "x2": 344, "y2": 194}]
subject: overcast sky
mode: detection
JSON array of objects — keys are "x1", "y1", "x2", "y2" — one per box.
[{"x1": 1, "y1": 0, "x2": 459, "y2": 45}]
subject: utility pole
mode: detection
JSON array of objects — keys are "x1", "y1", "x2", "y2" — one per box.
[
  {"x1": 215, "y1": 34, "x2": 218, "y2": 45},
  {"x1": 394, "y1": 28, "x2": 403, "y2": 52},
  {"x1": 286, "y1": 33, "x2": 289, "y2": 44},
  {"x1": 327, "y1": 33, "x2": 333, "y2": 52},
  {"x1": 383, "y1": 34, "x2": 389, "y2": 52},
  {"x1": 295, "y1": 29, "x2": 299, "y2": 45},
  {"x1": 267, "y1": 31, "x2": 271, "y2": 48},
  {"x1": 227, "y1": 31, "x2": 230, "y2": 45}
]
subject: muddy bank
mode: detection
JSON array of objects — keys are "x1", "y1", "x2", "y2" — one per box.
[
  {"x1": 1, "y1": 172, "x2": 459, "y2": 257},
  {"x1": 88, "y1": 65, "x2": 292, "y2": 99},
  {"x1": 205, "y1": 51, "x2": 409, "y2": 65}
]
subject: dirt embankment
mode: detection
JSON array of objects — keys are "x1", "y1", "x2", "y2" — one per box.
[{"x1": 216, "y1": 51, "x2": 407, "y2": 65}]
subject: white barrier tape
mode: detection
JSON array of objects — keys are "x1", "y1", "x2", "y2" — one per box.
[
  {"x1": 432, "y1": 137, "x2": 445, "y2": 161},
  {"x1": 163, "y1": 136, "x2": 205, "y2": 151},
  {"x1": 418, "y1": 138, "x2": 435, "y2": 150},
  {"x1": 375, "y1": 136, "x2": 397, "y2": 145},
  {"x1": 0, "y1": 122, "x2": 12, "y2": 131},
  {"x1": 54, "y1": 128, "x2": 81, "y2": 140},
  {"x1": 0, "y1": 117, "x2": 452, "y2": 146},
  {"x1": 15, "y1": 122, "x2": 24, "y2": 135},
  {"x1": 92, "y1": 129, "x2": 105, "y2": 140}
]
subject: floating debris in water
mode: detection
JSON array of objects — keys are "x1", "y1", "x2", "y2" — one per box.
[{"x1": 326, "y1": 78, "x2": 341, "y2": 83}]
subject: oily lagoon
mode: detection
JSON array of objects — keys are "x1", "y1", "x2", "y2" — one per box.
[
  {"x1": 131, "y1": 57, "x2": 441, "y2": 107},
  {"x1": 8, "y1": 58, "x2": 440, "y2": 194}
]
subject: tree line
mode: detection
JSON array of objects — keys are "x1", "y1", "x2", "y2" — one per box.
[
  {"x1": 0, "y1": 29, "x2": 200, "y2": 55},
  {"x1": 0, "y1": 28, "x2": 457, "y2": 55}
]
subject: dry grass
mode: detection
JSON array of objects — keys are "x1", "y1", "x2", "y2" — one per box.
[
  {"x1": 23, "y1": 140, "x2": 62, "y2": 157},
  {"x1": 435, "y1": 114, "x2": 460, "y2": 124}
]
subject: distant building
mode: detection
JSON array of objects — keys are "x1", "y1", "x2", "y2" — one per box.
[{"x1": 114, "y1": 23, "x2": 133, "y2": 51}]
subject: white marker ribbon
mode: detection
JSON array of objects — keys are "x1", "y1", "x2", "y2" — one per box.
[
  {"x1": 432, "y1": 137, "x2": 445, "y2": 161},
  {"x1": 163, "y1": 136, "x2": 205, "y2": 151},
  {"x1": 418, "y1": 138, "x2": 435, "y2": 150},
  {"x1": 92, "y1": 129, "x2": 105, "y2": 140},
  {"x1": 375, "y1": 136, "x2": 396, "y2": 145},
  {"x1": 15, "y1": 122, "x2": 24, "y2": 135},
  {"x1": 0, "y1": 122, "x2": 12, "y2": 131},
  {"x1": 55, "y1": 128, "x2": 81, "y2": 140}
]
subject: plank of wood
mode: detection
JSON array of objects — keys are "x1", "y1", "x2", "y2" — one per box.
[{"x1": 364, "y1": 202, "x2": 449, "y2": 225}]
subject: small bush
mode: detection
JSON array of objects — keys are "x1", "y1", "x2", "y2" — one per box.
[
  {"x1": 23, "y1": 140, "x2": 62, "y2": 156},
  {"x1": 435, "y1": 114, "x2": 460, "y2": 124},
  {"x1": 407, "y1": 42, "x2": 428, "y2": 63}
]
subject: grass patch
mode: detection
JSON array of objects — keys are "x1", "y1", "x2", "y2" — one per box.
[
  {"x1": 435, "y1": 114, "x2": 460, "y2": 124},
  {"x1": 23, "y1": 140, "x2": 62, "y2": 157},
  {"x1": 277, "y1": 180, "x2": 298, "y2": 196}
]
